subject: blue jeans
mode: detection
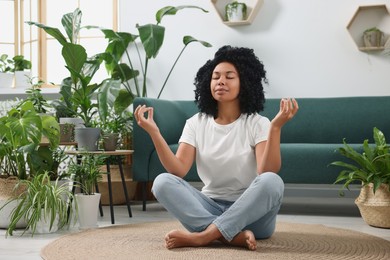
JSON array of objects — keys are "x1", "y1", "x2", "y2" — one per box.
[{"x1": 152, "y1": 172, "x2": 284, "y2": 241}]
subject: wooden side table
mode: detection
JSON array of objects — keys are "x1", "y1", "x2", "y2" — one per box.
[{"x1": 65, "y1": 150, "x2": 134, "y2": 224}]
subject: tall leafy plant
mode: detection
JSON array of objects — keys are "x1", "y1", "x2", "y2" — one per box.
[
  {"x1": 96, "y1": 5, "x2": 212, "y2": 99},
  {"x1": 27, "y1": 9, "x2": 108, "y2": 126}
]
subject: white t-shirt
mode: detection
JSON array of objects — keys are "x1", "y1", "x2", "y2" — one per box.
[{"x1": 179, "y1": 113, "x2": 270, "y2": 201}]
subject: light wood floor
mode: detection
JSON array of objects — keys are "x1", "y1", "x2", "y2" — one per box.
[{"x1": 0, "y1": 202, "x2": 389, "y2": 260}]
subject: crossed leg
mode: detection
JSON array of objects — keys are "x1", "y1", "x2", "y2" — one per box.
[{"x1": 164, "y1": 223, "x2": 257, "y2": 251}]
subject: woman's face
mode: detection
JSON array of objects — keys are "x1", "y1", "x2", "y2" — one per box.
[{"x1": 210, "y1": 62, "x2": 240, "y2": 102}]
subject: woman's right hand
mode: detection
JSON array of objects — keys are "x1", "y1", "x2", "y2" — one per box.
[{"x1": 134, "y1": 105, "x2": 159, "y2": 135}]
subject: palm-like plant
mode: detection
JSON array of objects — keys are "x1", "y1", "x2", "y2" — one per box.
[
  {"x1": 68, "y1": 154, "x2": 105, "y2": 195},
  {"x1": 330, "y1": 127, "x2": 390, "y2": 193}
]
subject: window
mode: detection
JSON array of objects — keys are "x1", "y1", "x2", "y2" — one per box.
[{"x1": 0, "y1": 0, "x2": 118, "y2": 89}]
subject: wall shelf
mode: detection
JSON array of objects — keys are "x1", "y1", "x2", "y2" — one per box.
[
  {"x1": 211, "y1": 0, "x2": 263, "y2": 26},
  {"x1": 347, "y1": 4, "x2": 390, "y2": 52}
]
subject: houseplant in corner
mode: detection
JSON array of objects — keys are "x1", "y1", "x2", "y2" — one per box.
[
  {"x1": 330, "y1": 127, "x2": 390, "y2": 228},
  {"x1": 68, "y1": 154, "x2": 105, "y2": 229},
  {"x1": 1, "y1": 171, "x2": 76, "y2": 237}
]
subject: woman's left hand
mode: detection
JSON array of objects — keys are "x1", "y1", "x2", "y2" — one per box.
[{"x1": 271, "y1": 98, "x2": 299, "y2": 129}]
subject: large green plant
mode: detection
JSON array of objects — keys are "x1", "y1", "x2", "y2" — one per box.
[
  {"x1": 96, "y1": 5, "x2": 212, "y2": 99},
  {"x1": 330, "y1": 127, "x2": 390, "y2": 193},
  {"x1": 12, "y1": 55, "x2": 32, "y2": 72},
  {"x1": 0, "y1": 101, "x2": 60, "y2": 179},
  {"x1": 1, "y1": 172, "x2": 75, "y2": 237},
  {"x1": 27, "y1": 9, "x2": 108, "y2": 126}
]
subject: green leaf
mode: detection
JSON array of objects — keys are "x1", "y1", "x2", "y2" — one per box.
[
  {"x1": 26, "y1": 21, "x2": 68, "y2": 45},
  {"x1": 62, "y1": 43, "x2": 87, "y2": 83},
  {"x1": 112, "y1": 63, "x2": 139, "y2": 82},
  {"x1": 183, "y1": 35, "x2": 212, "y2": 47},
  {"x1": 61, "y1": 8, "x2": 82, "y2": 44},
  {"x1": 137, "y1": 24, "x2": 165, "y2": 59},
  {"x1": 156, "y1": 5, "x2": 208, "y2": 24}
]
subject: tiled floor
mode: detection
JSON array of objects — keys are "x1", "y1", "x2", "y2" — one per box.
[{"x1": 0, "y1": 202, "x2": 389, "y2": 260}]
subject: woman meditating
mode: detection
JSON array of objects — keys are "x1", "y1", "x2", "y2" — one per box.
[{"x1": 134, "y1": 45, "x2": 299, "y2": 250}]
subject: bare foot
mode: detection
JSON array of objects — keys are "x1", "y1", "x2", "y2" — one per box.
[
  {"x1": 165, "y1": 230, "x2": 204, "y2": 249},
  {"x1": 165, "y1": 225, "x2": 222, "y2": 249},
  {"x1": 220, "y1": 230, "x2": 257, "y2": 251}
]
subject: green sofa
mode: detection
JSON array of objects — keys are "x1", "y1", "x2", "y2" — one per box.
[{"x1": 133, "y1": 96, "x2": 390, "y2": 210}]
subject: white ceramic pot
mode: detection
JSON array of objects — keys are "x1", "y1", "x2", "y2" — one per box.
[
  {"x1": 75, "y1": 193, "x2": 101, "y2": 229},
  {"x1": 14, "y1": 71, "x2": 31, "y2": 88},
  {"x1": 0, "y1": 72, "x2": 14, "y2": 88}
]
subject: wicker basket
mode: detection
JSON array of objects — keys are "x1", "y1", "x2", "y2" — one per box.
[
  {"x1": 355, "y1": 183, "x2": 390, "y2": 228},
  {"x1": 0, "y1": 176, "x2": 25, "y2": 200}
]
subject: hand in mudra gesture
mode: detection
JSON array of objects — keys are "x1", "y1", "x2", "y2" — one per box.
[
  {"x1": 271, "y1": 98, "x2": 299, "y2": 129},
  {"x1": 134, "y1": 105, "x2": 160, "y2": 135}
]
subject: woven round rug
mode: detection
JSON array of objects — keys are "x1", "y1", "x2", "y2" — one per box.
[{"x1": 41, "y1": 221, "x2": 390, "y2": 260}]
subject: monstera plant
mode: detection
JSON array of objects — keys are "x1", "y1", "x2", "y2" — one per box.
[{"x1": 0, "y1": 101, "x2": 60, "y2": 179}]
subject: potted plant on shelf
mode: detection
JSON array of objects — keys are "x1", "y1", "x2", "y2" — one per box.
[
  {"x1": 363, "y1": 27, "x2": 385, "y2": 48},
  {"x1": 0, "y1": 54, "x2": 14, "y2": 88},
  {"x1": 1, "y1": 171, "x2": 76, "y2": 236},
  {"x1": 67, "y1": 154, "x2": 105, "y2": 229},
  {"x1": 330, "y1": 127, "x2": 390, "y2": 228},
  {"x1": 225, "y1": 1, "x2": 247, "y2": 22},
  {"x1": 12, "y1": 55, "x2": 32, "y2": 88}
]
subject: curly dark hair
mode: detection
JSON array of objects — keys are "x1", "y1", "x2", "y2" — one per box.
[{"x1": 194, "y1": 45, "x2": 267, "y2": 117}]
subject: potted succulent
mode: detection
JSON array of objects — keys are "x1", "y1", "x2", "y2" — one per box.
[
  {"x1": 0, "y1": 54, "x2": 14, "y2": 88},
  {"x1": 1, "y1": 171, "x2": 76, "y2": 237},
  {"x1": 330, "y1": 127, "x2": 390, "y2": 228},
  {"x1": 363, "y1": 27, "x2": 385, "y2": 48},
  {"x1": 67, "y1": 154, "x2": 105, "y2": 229},
  {"x1": 12, "y1": 55, "x2": 32, "y2": 88},
  {"x1": 225, "y1": 1, "x2": 247, "y2": 22}
]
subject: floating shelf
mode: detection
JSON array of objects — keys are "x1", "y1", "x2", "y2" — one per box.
[
  {"x1": 211, "y1": 0, "x2": 263, "y2": 26},
  {"x1": 347, "y1": 4, "x2": 390, "y2": 52}
]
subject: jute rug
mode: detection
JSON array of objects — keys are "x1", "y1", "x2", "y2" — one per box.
[{"x1": 41, "y1": 221, "x2": 390, "y2": 260}]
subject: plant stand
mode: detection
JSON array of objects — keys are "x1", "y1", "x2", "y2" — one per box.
[{"x1": 355, "y1": 184, "x2": 390, "y2": 228}]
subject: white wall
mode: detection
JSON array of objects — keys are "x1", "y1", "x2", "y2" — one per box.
[{"x1": 120, "y1": 0, "x2": 390, "y2": 100}]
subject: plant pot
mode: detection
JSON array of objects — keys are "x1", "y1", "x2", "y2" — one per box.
[
  {"x1": 225, "y1": 2, "x2": 247, "y2": 22},
  {"x1": 363, "y1": 30, "x2": 384, "y2": 48},
  {"x1": 29, "y1": 212, "x2": 59, "y2": 234},
  {"x1": 14, "y1": 71, "x2": 31, "y2": 88},
  {"x1": 0, "y1": 177, "x2": 27, "y2": 228},
  {"x1": 59, "y1": 123, "x2": 75, "y2": 143},
  {"x1": 102, "y1": 133, "x2": 119, "y2": 151},
  {"x1": 0, "y1": 72, "x2": 14, "y2": 88},
  {"x1": 75, "y1": 193, "x2": 101, "y2": 229},
  {"x1": 75, "y1": 127, "x2": 101, "y2": 151},
  {"x1": 355, "y1": 183, "x2": 390, "y2": 228}
]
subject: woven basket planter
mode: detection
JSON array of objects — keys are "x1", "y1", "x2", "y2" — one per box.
[
  {"x1": 355, "y1": 183, "x2": 390, "y2": 228},
  {"x1": 0, "y1": 176, "x2": 27, "y2": 228}
]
